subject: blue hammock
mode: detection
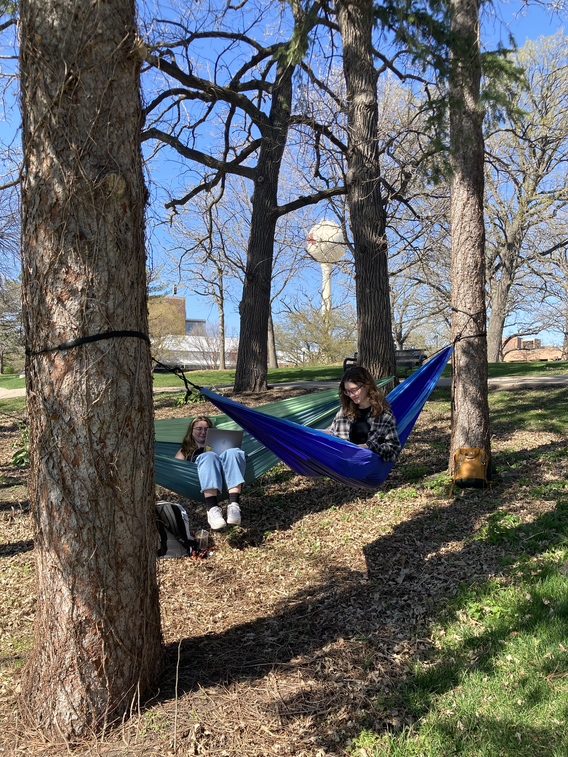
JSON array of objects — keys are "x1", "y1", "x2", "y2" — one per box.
[{"x1": 200, "y1": 346, "x2": 453, "y2": 490}]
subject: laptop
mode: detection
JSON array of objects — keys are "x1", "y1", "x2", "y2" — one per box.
[{"x1": 205, "y1": 427, "x2": 244, "y2": 455}]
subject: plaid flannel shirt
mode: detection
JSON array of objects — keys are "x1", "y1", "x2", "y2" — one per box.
[{"x1": 328, "y1": 408, "x2": 401, "y2": 462}]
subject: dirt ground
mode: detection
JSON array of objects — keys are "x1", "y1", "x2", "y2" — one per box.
[{"x1": 0, "y1": 387, "x2": 566, "y2": 756}]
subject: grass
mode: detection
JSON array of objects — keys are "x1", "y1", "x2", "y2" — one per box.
[
  {"x1": 347, "y1": 432, "x2": 568, "y2": 756},
  {"x1": 439, "y1": 359, "x2": 568, "y2": 380},
  {"x1": 353, "y1": 544, "x2": 568, "y2": 756},
  {"x1": 0, "y1": 397, "x2": 26, "y2": 415},
  {"x1": 152, "y1": 363, "x2": 349, "y2": 387},
  {"x1": 0, "y1": 375, "x2": 25, "y2": 390},
  {"x1": 4, "y1": 359, "x2": 568, "y2": 393},
  {"x1": 155, "y1": 359, "x2": 568, "y2": 388}
]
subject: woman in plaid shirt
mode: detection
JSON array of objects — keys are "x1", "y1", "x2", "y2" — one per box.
[{"x1": 327, "y1": 366, "x2": 401, "y2": 463}]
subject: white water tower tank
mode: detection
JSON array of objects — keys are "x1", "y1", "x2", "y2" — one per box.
[{"x1": 306, "y1": 221, "x2": 346, "y2": 312}]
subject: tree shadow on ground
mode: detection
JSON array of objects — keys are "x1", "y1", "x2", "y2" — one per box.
[
  {"x1": 148, "y1": 413, "x2": 568, "y2": 754},
  {"x1": 168, "y1": 466, "x2": 387, "y2": 551},
  {"x1": 150, "y1": 490, "x2": 505, "y2": 731},
  {"x1": 0, "y1": 498, "x2": 29, "y2": 514},
  {"x1": 0, "y1": 538, "x2": 34, "y2": 558}
]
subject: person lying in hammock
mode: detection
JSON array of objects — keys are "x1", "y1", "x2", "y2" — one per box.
[
  {"x1": 175, "y1": 415, "x2": 246, "y2": 530},
  {"x1": 327, "y1": 366, "x2": 401, "y2": 462}
]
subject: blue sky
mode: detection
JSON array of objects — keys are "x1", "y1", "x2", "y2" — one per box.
[
  {"x1": 145, "y1": 0, "x2": 568, "y2": 345},
  {"x1": 2, "y1": 1, "x2": 567, "y2": 345}
]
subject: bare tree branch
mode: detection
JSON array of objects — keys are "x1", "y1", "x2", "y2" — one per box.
[{"x1": 275, "y1": 186, "x2": 346, "y2": 217}]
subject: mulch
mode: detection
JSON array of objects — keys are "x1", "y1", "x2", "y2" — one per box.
[{"x1": 0, "y1": 387, "x2": 565, "y2": 756}]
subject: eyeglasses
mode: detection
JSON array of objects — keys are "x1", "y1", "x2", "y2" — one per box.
[{"x1": 343, "y1": 386, "x2": 361, "y2": 397}]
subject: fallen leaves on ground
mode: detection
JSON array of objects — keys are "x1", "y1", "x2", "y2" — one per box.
[{"x1": 0, "y1": 388, "x2": 566, "y2": 756}]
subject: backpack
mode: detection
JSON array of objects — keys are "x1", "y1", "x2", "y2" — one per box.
[
  {"x1": 156, "y1": 501, "x2": 196, "y2": 558},
  {"x1": 451, "y1": 447, "x2": 493, "y2": 495}
]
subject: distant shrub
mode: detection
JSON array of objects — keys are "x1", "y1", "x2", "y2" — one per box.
[{"x1": 3, "y1": 365, "x2": 15, "y2": 374}]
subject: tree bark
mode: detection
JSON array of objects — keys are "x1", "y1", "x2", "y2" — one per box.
[
  {"x1": 486, "y1": 268, "x2": 514, "y2": 363},
  {"x1": 19, "y1": 0, "x2": 162, "y2": 739},
  {"x1": 234, "y1": 60, "x2": 294, "y2": 392},
  {"x1": 217, "y1": 282, "x2": 226, "y2": 371},
  {"x1": 449, "y1": 0, "x2": 491, "y2": 468},
  {"x1": 486, "y1": 211, "x2": 525, "y2": 363},
  {"x1": 335, "y1": 0, "x2": 397, "y2": 382},
  {"x1": 267, "y1": 309, "x2": 278, "y2": 369}
]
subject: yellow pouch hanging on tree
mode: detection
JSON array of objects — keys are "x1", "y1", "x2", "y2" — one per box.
[{"x1": 450, "y1": 447, "x2": 493, "y2": 496}]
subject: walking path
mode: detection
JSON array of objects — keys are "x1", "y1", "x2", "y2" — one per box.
[{"x1": 2, "y1": 373, "x2": 567, "y2": 402}]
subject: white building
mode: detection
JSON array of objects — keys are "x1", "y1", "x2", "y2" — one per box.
[{"x1": 154, "y1": 335, "x2": 239, "y2": 371}]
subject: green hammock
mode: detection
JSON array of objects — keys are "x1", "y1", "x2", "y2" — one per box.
[{"x1": 155, "y1": 378, "x2": 393, "y2": 501}]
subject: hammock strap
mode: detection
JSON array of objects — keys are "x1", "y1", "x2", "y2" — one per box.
[
  {"x1": 151, "y1": 358, "x2": 202, "y2": 403},
  {"x1": 26, "y1": 330, "x2": 150, "y2": 356}
]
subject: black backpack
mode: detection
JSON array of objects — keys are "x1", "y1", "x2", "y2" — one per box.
[{"x1": 156, "y1": 501, "x2": 196, "y2": 558}]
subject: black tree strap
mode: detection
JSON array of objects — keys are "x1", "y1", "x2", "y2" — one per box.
[
  {"x1": 26, "y1": 330, "x2": 151, "y2": 356},
  {"x1": 151, "y1": 358, "x2": 202, "y2": 404},
  {"x1": 453, "y1": 332, "x2": 487, "y2": 345}
]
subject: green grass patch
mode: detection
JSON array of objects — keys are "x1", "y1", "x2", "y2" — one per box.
[
  {"x1": 438, "y1": 359, "x2": 568, "y2": 380},
  {"x1": 0, "y1": 375, "x2": 25, "y2": 390},
  {"x1": 152, "y1": 364, "x2": 347, "y2": 388},
  {"x1": 351, "y1": 498, "x2": 568, "y2": 757},
  {"x1": 11, "y1": 360, "x2": 567, "y2": 394},
  {"x1": 0, "y1": 397, "x2": 27, "y2": 415},
  {"x1": 157, "y1": 359, "x2": 568, "y2": 388},
  {"x1": 490, "y1": 387, "x2": 568, "y2": 435},
  {"x1": 400, "y1": 463, "x2": 429, "y2": 483}
]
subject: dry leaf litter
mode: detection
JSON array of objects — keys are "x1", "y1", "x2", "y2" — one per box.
[{"x1": 0, "y1": 386, "x2": 566, "y2": 756}]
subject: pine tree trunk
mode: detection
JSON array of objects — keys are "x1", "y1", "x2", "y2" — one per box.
[
  {"x1": 336, "y1": 0, "x2": 397, "y2": 382},
  {"x1": 449, "y1": 0, "x2": 491, "y2": 468},
  {"x1": 234, "y1": 62, "x2": 293, "y2": 392},
  {"x1": 19, "y1": 0, "x2": 162, "y2": 739}
]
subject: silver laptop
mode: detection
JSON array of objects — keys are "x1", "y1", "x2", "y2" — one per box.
[{"x1": 205, "y1": 427, "x2": 243, "y2": 455}]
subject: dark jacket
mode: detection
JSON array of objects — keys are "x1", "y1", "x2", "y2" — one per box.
[{"x1": 328, "y1": 408, "x2": 401, "y2": 462}]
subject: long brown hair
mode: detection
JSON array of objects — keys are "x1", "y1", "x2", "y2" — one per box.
[
  {"x1": 179, "y1": 415, "x2": 213, "y2": 459},
  {"x1": 339, "y1": 366, "x2": 390, "y2": 418}
]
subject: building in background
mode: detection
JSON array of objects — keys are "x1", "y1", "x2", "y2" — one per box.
[
  {"x1": 185, "y1": 318, "x2": 207, "y2": 335},
  {"x1": 159, "y1": 334, "x2": 239, "y2": 371},
  {"x1": 150, "y1": 296, "x2": 238, "y2": 370},
  {"x1": 502, "y1": 337, "x2": 560, "y2": 362},
  {"x1": 162, "y1": 296, "x2": 187, "y2": 334}
]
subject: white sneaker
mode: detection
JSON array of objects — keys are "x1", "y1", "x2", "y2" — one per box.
[
  {"x1": 207, "y1": 506, "x2": 226, "y2": 530},
  {"x1": 226, "y1": 503, "x2": 241, "y2": 526}
]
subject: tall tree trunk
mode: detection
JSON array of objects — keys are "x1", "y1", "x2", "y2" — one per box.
[
  {"x1": 486, "y1": 274, "x2": 511, "y2": 363},
  {"x1": 19, "y1": 0, "x2": 162, "y2": 739},
  {"x1": 562, "y1": 303, "x2": 568, "y2": 360},
  {"x1": 217, "y1": 284, "x2": 226, "y2": 371},
  {"x1": 267, "y1": 308, "x2": 278, "y2": 369},
  {"x1": 449, "y1": 0, "x2": 491, "y2": 468},
  {"x1": 234, "y1": 61, "x2": 293, "y2": 392},
  {"x1": 336, "y1": 0, "x2": 396, "y2": 382},
  {"x1": 486, "y1": 218, "x2": 524, "y2": 363}
]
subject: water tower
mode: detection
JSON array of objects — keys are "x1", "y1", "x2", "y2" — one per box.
[{"x1": 306, "y1": 221, "x2": 346, "y2": 313}]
